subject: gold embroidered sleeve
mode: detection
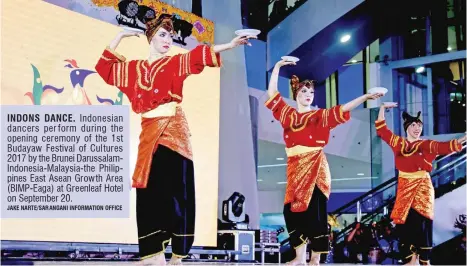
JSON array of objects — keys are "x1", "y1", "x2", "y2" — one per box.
[
  {"x1": 95, "y1": 47, "x2": 135, "y2": 98},
  {"x1": 179, "y1": 44, "x2": 222, "y2": 76},
  {"x1": 424, "y1": 139, "x2": 463, "y2": 155},
  {"x1": 375, "y1": 119, "x2": 400, "y2": 150},
  {"x1": 322, "y1": 105, "x2": 351, "y2": 128},
  {"x1": 265, "y1": 92, "x2": 292, "y2": 127}
]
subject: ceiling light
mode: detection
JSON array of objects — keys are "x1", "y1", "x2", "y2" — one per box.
[
  {"x1": 447, "y1": 46, "x2": 452, "y2": 51},
  {"x1": 276, "y1": 157, "x2": 284, "y2": 161},
  {"x1": 351, "y1": 60, "x2": 357, "y2": 63},
  {"x1": 463, "y1": 104, "x2": 465, "y2": 107},
  {"x1": 277, "y1": 181, "x2": 287, "y2": 184},
  {"x1": 416, "y1": 66, "x2": 425, "y2": 73},
  {"x1": 357, "y1": 173, "x2": 365, "y2": 176},
  {"x1": 257, "y1": 179, "x2": 263, "y2": 182},
  {"x1": 340, "y1": 34, "x2": 351, "y2": 43}
]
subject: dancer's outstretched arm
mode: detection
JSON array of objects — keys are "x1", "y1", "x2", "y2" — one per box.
[{"x1": 267, "y1": 59, "x2": 295, "y2": 98}]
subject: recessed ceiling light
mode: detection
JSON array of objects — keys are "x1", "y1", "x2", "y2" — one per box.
[
  {"x1": 276, "y1": 157, "x2": 284, "y2": 161},
  {"x1": 340, "y1": 34, "x2": 351, "y2": 43},
  {"x1": 357, "y1": 173, "x2": 365, "y2": 176},
  {"x1": 447, "y1": 46, "x2": 452, "y2": 51},
  {"x1": 257, "y1": 179, "x2": 263, "y2": 182},
  {"x1": 416, "y1": 66, "x2": 425, "y2": 73}
]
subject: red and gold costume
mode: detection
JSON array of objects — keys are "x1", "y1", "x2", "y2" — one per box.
[
  {"x1": 265, "y1": 91, "x2": 351, "y2": 253},
  {"x1": 375, "y1": 118, "x2": 462, "y2": 263},
  {"x1": 375, "y1": 119, "x2": 462, "y2": 224},
  {"x1": 95, "y1": 43, "x2": 221, "y2": 260},
  {"x1": 95, "y1": 44, "x2": 220, "y2": 188}
]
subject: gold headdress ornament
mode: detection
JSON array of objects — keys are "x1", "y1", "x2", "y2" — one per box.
[
  {"x1": 290, "y1": 75, "x2": 316, "y2": 100},
  {"x1": 145, "y1": 13, "x2": 175, "y2": 43}
]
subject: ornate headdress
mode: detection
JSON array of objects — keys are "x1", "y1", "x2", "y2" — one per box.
[
  {"x1": 402, "y1": 111, "x2": 423, "y2": 132},
  {"x1": 290, "y1": 75, "x2": 316, "y2": 100},
  {"x1": 145, "y1": 13, "x2": 175, "y2": 43}
]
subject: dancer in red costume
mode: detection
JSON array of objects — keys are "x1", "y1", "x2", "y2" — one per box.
[
  {"x1": 265, "y1": 59, "x2": 383, "y2": 265},
  {"x1": 95, "y1": 13, "x2": 256, "y2": 265},
  {"x1": 375, "y1": 102, "x2": 466, "y2": 265}
]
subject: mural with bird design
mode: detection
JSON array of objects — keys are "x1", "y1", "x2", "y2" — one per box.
[{"x1": 24, "y1": 59, "x2": 123, "y2": 106}]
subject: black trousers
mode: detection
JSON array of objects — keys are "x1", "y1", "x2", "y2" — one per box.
[
  {"x1": 397, "y1": 208, "x2": 433, "y2": 264},
  {"x1": 136, "y1": 145, "x2": 196, "y2": 260},
  {"x1": 283, "y1": 188, "x2": 329, "y2": 254}
]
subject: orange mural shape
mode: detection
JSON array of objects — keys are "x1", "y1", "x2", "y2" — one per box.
[{"x1": 91, "y1": 0, "x2": 214, "y2": 44}]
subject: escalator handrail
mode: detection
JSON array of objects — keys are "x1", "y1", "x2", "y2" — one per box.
[
  {"x1": 430, "y1": 153, "x2": 466, "y2": 178},
  {"x1": 330, "y1": 176, "x2": 397, "y2": 215},
  {"x1": 335, "y1": 202, "x2": 389, "y2": 241},
  {"x1": 330, "y1": 144, "x2": 466, "y2": 216}
]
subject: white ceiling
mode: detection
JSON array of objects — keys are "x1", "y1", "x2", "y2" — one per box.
[{"x1": 257, "y1": 140, "x2": 380, "y2": 191}]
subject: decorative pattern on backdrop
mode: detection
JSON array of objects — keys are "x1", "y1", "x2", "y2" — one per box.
[{"x1": 42, "y1": 0, "x2": 214, "y2": 49}]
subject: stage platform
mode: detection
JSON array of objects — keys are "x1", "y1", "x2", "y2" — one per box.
[{"x1": 1, "y1": 261, "x2": 299, "y2": 266}]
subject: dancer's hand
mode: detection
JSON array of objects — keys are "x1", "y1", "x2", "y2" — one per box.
[
  {"x1": 381, "y1": 102, "x2": 398, "y2": 109},
  {"x1": 365, "y1": 92, "x2": 384, "y2": 100},
  {"x1": 117, "y1": 30, "x2": 141, "y2": 39},
  {"x1": 275, "y1": 59, "x2": 296, "y2": 68},
  {"x1": 457, "y1": 133, "x2": 467, "y2": 144},
  {"x1": 109, "y1": 30, "x2": 140, "y2": 51},
  {"x1": 229, "y1": 35, "x2": 257, "y2": 48}
]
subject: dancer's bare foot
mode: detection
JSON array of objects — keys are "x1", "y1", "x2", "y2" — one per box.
[
  {"x1": 308, "y1": 253, "x2": 320, "y2": 266},
  {"x1": 137, "y1": 253, "x2": 166, "y2": 265},
  {"x1": 286, "y1": 258, "x2": 306, "y2": 266},
  {"x1": 167, "y1": 255, "x2": 183, "y2": 265},
  {"x1": 404, "y1": 254, "x2": 418, "y2": 265},
  {"x1": 286, "y1": 244, "x2": 306, "y2": 265},
  {"x1": 419, "y1": 257, "x2": 430, "y2": 266}
]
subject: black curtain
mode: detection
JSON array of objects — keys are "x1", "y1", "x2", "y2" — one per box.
[{"x1": 192, "y1": 0, "x2": 202, "y2": 17}]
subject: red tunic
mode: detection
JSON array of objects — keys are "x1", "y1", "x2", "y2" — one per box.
[
  {"x1": 265, "y1": 92, "x2": 351, "y2": 212},
  {"x1": 95, "y1": 45, "x2": 221, "y2": 114},
  {"x1": 375, "y1": 119, "x2": 462, "y2": 223},
  {"x1": 95, "y1": 45, "x2": 221, "y2": 188}
]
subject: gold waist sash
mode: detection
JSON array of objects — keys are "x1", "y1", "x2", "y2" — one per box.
[
  {"x1": 398, "y1": 170, "x2": 429, "y2": 179},
  {"x1": 285, "y1": 145, "x2": 323, "y2": 157}
]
